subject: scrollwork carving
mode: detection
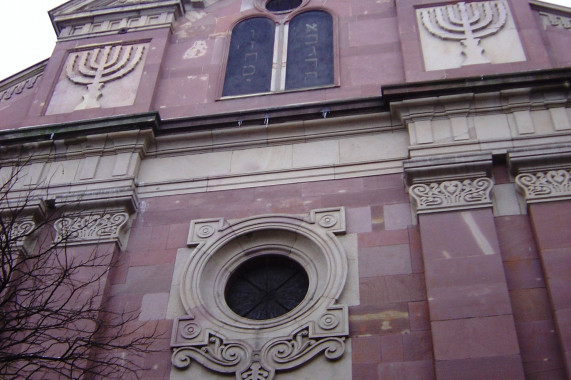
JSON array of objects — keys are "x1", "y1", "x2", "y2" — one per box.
[
  {"x1": 54, "y1": 212, "x2": 129, "y2": 245},
  {"x1": 409, "y1": 177, "x2": 493, "y2": 213},
  {"x1": 515, "y1": 170, "x2": 571, "y2": 202},
  {"x1": 0, "y1": 73, "x2": 42, "y2": 104},
  {"x1": 262, "y1": 327, "x2": 345, "y2": 371},
  {"x1": 172, "y1": 332, "x2": 252, "y2": 374}
]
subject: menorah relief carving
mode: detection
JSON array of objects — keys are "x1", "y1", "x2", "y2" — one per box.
[
  {"x1": 66, "y1": 44, "x2": 145, "y2": 110},
  {"x1": 46, "y1": 42, "x2": 148, "y2": 115},
  {"x1": 416, "y1": 1, "x2": 525, "y2": 71}
]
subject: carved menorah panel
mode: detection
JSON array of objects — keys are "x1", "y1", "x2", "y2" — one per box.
[
  {"x1": 416, "y1": 0, "x2": 525, "y2": 71},
  {"x1": 46, "y1": 42, "x2": 148, "y2": 115}
]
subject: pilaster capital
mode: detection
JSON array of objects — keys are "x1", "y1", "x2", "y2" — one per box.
[
  {"x1": 508, "y1": 144, "x2": 571, "y2": 203},
  {"x1": 404, "y1": 153, "x2": 494, "y2": 215}
]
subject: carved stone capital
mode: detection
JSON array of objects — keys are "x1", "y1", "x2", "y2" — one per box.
[
  {"x1": 53, "y1": 210, "x2": 130, "y2": 247},
  {"x1": 508, "y1": 144, "x2": 571, "y2": 204},
  {"x1": 410, "y1": 177, "x2": 494, "y2": 214},
  {"x1": 404, "y1": 153, "x2": 494, "y2": 214},
  {"x1": 0, "y1": 199, "x2": 47, "y2": 255},
  {"x1": 515, "y1": 170, "x2": 571, "y2": 203}
]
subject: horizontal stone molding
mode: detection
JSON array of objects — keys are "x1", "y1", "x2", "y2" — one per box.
[
  {"x1": 515, "y1": 169, "x2": 571, "y2": 203},
  {"x1": 410, "y1": 177, "x2": 494, "y2": 214}
]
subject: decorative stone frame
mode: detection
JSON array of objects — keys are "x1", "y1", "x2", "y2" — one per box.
[{"x1": 171, "y1": 207, "x2": 350, "y2": 380}]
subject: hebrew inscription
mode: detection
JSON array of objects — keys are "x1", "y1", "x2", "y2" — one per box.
[
  {"x1": 222, "y1": 18, "x2": 275, "y2": 97},
  {"x1": 46, "y1": 42, "x2": 148, "y2": 115},
  {"x1": 285, "y1": 11, "x2": 334, "y2": 90},
  {"x1": 417, "y1": 1, "x2": 525, "y2": 70}
]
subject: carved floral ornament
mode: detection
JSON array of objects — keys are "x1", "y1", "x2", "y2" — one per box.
[
  {"x1": 171, "y1": 207, "x2": 350, "y2": 380},
  {"x1": 53, "y1": 211, "x2": 130, "y2": 246},
  {"x1": 409, "y1": 177, "x2": 494, "y2": 214},
  {"x1": 515, "y1": 169, "x2": 571, "y2": 203}
]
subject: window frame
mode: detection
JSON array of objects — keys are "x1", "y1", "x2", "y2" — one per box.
[{"x1": 218, "y1": 6, "x2": 339, "y2": 100}]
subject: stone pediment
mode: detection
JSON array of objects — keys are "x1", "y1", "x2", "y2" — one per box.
[{"x1": 49, "y1": 0, "x2": 188, "y2": 39}]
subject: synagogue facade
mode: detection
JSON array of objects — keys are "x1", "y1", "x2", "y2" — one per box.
[{"x1": 0, "y1": 0, "x2": 570, "y2": 378}]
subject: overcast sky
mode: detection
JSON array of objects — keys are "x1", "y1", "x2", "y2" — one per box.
[{"x1": 0, "y1": 0, "x2": 570, "y2": 81}]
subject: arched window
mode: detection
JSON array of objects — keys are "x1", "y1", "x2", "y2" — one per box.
[
  {"x1": 286, "y1": 11, "x2": 333, "y2": 90},
  {"x1": 222, "y1": 10, "x2": 334, "y2": 97},
  {"x1": 222, "y1": 17, "x2": 276, "y2": 97}
]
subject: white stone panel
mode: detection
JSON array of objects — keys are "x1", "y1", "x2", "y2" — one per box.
[{"x1": 417, "y1": 0, "x2": 526, "y2": 71}]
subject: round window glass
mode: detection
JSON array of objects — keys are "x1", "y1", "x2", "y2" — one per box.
[
  {"x1": 265, "y1": 0, "x2": 303, "y2": 12},
  {"x1": 225, "y1": 255, "x2": 309, "y2": 320}
]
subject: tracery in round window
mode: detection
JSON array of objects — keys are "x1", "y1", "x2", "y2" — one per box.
[
  {"x1": 224, "y1": 255, "x2": 309, "y2": 320},
  {"x1": 265, "y1": 0, "x2": 303, "y2": 12}
]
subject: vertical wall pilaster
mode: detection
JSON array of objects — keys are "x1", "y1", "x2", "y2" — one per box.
[
  {"x1": 406, "y1": 154, "x2": 525, "y2": 379},
  {"x1": 510, "y1": 145, "x2": 571, "y2": 378}
]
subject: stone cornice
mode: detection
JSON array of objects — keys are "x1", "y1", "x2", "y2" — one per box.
[
  {"x1": 404, "y1": 152, "x2": 493, "y2": 186},
  {"x1": 0, "y1": 112, "x2": 159, "y2": 146},
  {"x1": 49, "y1": 0, "x2": 186, "y2": 40}
]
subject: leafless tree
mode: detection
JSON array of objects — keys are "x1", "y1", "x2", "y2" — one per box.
[{"x1": 0, "y1": 163, "x2": 160, "y2": 379}]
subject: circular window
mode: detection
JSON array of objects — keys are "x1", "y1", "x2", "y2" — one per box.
[
  {"x1": 265, "y1": 0, "x2": 303, "y2": 12},
  {"x1": 224, "y1": 255, "x2": 309, "y2": 320}
]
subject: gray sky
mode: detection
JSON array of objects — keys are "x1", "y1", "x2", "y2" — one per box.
[{"x1": 0, "y1": 0, "x2": 570, "y2": 81}]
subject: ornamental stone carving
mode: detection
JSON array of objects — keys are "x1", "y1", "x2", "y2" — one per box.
[
  {"x1": 46, "y1": 42, "x2": 148, "y2": 115},
  {"x1": 410, "y1": 177, "x2": 494, "y2": 214},
  {"x1": 171, "y1": 207, "x2": 350, "y2": 379},
  {"x1": 539, "y1": 11, "x2": 571, "y2": 30},
  {"x1": 0, "y1": 72, "x2": 43, "y2": 104},
  {"x1": 53, "y1": 211, "x2": 130, "y2": 246},
  {"x1": 515, "y1": 170, "x2": 571, "y2": 203},
  {"x1": 416, "y1": 0, "x2": 525, "y2": 71}
]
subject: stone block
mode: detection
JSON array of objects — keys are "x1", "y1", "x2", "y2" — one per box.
[
  {"x1": 346, "y1": 206, "x2": 372, "y2": 234},
  {"x1": 377, "y1": 360, "x2": 435, "y2": 380},
  {"x1": 495, "y1": 215, "x2": 539, "y2": 261},
  {"x1": 431, "y1": 315, "x2": 520, "y2": 360},
  {"x1": 352, "y1": 335, "x2": 381, "y2": 364},
  {"x1": 510, "y1": 288, "x2": 554, "y2": 323},
  {"x1": 358, "y1": 229, "x2": 409, "y2": 248},
  {"x1": 530, "y1": 202, "x2": 571, "y2": 251},
  {"x1": 503, "y1": 259, "x2": 546, "y2": 290},
  {"x1": 408, "y1": 301, "x2": 430, "y2": 331},
  {"x1": 516, "y1": 319, "x2": 564, "y2": 374},
  {"x1": 419, "y1": 209, "x2": 501, "y2": 262},
  {"x1": 358, "y1": 244, "x2": 412, "y2": 277},
  {"x1": 349, "y1": 304, "x2": 410, "y2": 336},
  {"x1": 383, "y1": 203, "x2": 412, "y2": 231},
  {"x1": 428, "y1": 283, "x2": 513, "y2": 320},
  {"x1": 435, "y1": 355, "x2": 525, "y2": 380},
  {"x1": 380, "y1": 334, "x2": 404, "y2": 362},
  {"x1": 139, "y1": 292, "x2": 170, "y2": 321},
  {"x1": 403, "y1": 330, "x2": 433, "y2": 361}
]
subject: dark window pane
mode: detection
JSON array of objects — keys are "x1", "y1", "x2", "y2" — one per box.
[
  {"x1": 285, "y1": 11, "x2": 334, "y2": 90},
  {"x1": 222, "y1": 18, "x2": 275, "y2": 97},
  {"x1": 266, "y1": 0, "x2": 302, "y2": 12},
  {"x1": 225, "y1": 255, "x2": 309, "y2": 320}
]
